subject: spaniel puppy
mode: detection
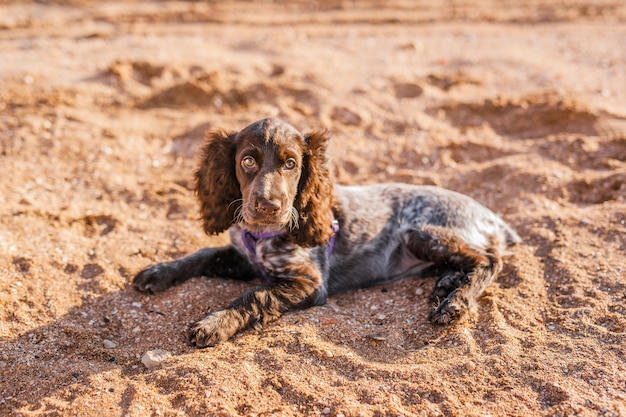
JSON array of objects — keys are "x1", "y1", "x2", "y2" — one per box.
[{"x1": 133, "y1": 118, "x2": 520, "y2": 347}]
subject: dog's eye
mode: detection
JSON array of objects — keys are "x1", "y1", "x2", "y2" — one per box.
[
  {"x1": 284, "y1": 158, "x2": 296, "y2": 170},
  {"x1": 241, "y1": 156, "x2": 256, "y2": 169}
]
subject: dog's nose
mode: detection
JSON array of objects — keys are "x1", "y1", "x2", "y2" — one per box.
[{"x1": 256, "y1": 198, "x2": 281, "y2": 214}]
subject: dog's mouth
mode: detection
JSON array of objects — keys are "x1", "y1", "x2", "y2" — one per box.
[{"x1": 239, "y1": 205, "x2": 298, "y2": 230}]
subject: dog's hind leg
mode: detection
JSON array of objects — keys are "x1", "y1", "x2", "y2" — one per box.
[{"x1": 402, "y1": 225, "x2": 503, "y2": 324}]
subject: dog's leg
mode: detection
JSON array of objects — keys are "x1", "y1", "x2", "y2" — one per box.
[
  {"x1": 189, "y1": 261, "x2": 322, "y2": 347},
  {"x1": 403, "y1": 225, "x2": 502, "y2": 324},
  {"x1": 133, "y1": 246, "x2": 256, "y2": 293}
]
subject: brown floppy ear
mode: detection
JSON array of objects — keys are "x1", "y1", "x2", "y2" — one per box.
[
  {"x1": 194, "y1": 129, "x2": 241, "y2": 235},
  {"x1": 293, "y1": 129, "x2": 335, "y2": 247}
]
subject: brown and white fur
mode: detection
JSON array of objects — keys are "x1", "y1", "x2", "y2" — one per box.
[{"x1": 133, "y1": 118, "x2": 521, "y2": 347}]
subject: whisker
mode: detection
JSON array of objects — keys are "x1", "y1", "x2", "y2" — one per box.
[
  {"x1": 288, "y1": 207, "x2": 300, "y2": 231},
  {"x1": 228, "y1": 198, "x2": 243, "y2": 211},
  {"x1": 233, "y1": 205, "x2": 245, "y2": 224},
  {"x1": 228, "y1": 199, "x2": 245, "y2": 224}
]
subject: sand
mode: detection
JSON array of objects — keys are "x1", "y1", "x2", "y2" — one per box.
[{"x1": 1, "y1": 1, "x2": 625, "y2": 416}]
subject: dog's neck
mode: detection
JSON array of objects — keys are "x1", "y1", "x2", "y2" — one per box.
[
  {"x1": 239, "y1": 213, "x2": 339, "y2": 246},
  {"x1": 241, "y1": 228, "x2": 284, "y2": 241},
  {"x1": 239, "y1": 222, "x2": 299, "y2": 283},
  {"x1": 239, "y1": 213, "x2": 338, "y2": 283},
  {"x1": 237, "y1": 222, "x2": 288, "y2": 236}
]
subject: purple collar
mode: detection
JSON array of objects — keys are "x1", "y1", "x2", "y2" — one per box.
[
  {"x1": 327, "y1": 216, "x2": 340, "y2": 256},
  {"x1": 241, "y1": 215, "x2": 339, "y2": 283}
]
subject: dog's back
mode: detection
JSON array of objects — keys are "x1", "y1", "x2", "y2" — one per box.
[{"x1": 327, "y1": 183, "x2": 520, "y2": 296}]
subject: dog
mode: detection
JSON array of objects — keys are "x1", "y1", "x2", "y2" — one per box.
[{"x1": 133, "y1": 118, "x2": 520, "y2": 347}]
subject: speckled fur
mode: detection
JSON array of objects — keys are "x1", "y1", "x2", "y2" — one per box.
[{"x1": 133, "y1": 118, "x2": 521, "y2": 347}]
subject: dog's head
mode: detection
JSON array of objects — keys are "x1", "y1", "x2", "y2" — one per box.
[{"x1": 195, "y1": 118, "x2": 335, "y2": 247}]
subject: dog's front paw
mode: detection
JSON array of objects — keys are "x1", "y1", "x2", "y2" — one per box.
[
  {"x1": 429, "y1": 271, "x2": 465, "y2": 304},
  {"x1": 132, "y1": 263, "x2": 178, "y2": 293},
  {"x1": 428, "y1": 292, "x2": 467, "y2": 325},
  {"x1": 189, "y1": 310, "x2": 242, "y2": 348}
]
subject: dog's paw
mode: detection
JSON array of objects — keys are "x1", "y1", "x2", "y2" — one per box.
[
  {"x1": 189, "y1": 310, "x2": 241, "y2": 348},
  {"x1": 429, "y1": 271, "x2": 465, "y2": 304},
  {"x1": 428, "y1": 293, "x2": 466, "y2": 325},
  {"x1": 132, "y1": 264, "x2": 178, "y2": 293}
]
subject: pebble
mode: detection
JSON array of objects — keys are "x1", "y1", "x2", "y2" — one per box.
[
  {"x1": 322, "y1": 349, "x2": 334, "y2": 358},
  {"x1": 141, "y1": 349, "x2": 171, "y2": 369},
  {"x1": 103, "y1": 339, "x2": 117, "y2": 349},
  {"x1": 81, "y1": 263, "x2": 104, "y2": 279},
  {"x1": 322, "y1": 407, "x2": 331, "y2": 415},
  {"x1": 365, "y1": 333, "x2": 387, "y2": 342},
  {"x1": 465, "y1": 360, "x2": 477, "y2": 371}
]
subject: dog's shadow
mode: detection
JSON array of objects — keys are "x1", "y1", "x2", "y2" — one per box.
[
  {"x1": 1, "y1": 260, "x2": 524, "y2": 415},
  {"x1": 0, "y1": 275, "x2": 243, "y2": 415}
]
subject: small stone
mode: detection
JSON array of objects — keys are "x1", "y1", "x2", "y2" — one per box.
[
  {"x1": 12, "y1": 257, "x2": 31, "y2": 274},
  {"x1": 141, "y1": 349, "x2": 171, "y2": 369},
  {"x1": 322, "y1": 349, "x2": 334, "y2": 358},
  {"x1": 322, "y1": 407, "x2": 331, "y2": 415},
  {"x1": 81, "y1": 263, "x2": 104, "y2": 279},
  {"x1": 103, "y1": 339, "x2": 117, "y2": 349},
  {"x1": 465, "y1": 360, "x2": 476, "y2": 371},
  {"x1": 415, "y1": 287, "x2": 424, "y2": 295},
  {"x1": 365, "y1": 333, "x2": 387, "y2": 342},
  {"x1": 131, "y1": 302, "x2": 143, "y2": 308}
]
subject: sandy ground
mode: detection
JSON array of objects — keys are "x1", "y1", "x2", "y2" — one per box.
[{"x1": 1, "y1": 1, "x2": 626, "y2": 416}]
